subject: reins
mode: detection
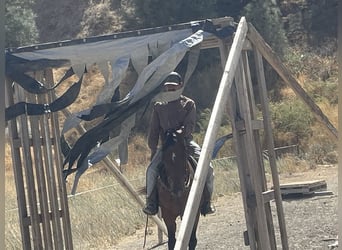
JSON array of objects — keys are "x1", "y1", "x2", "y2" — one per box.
[{"x1": 143, "y1": 215, "x2": 149, "y2": 248}]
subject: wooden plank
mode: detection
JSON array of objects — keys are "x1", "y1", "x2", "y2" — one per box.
[
  {"x1": 247, "y1": 22, "x2": 337, "y2": 139},
  {"x1": 253, "y1": 47, "x2": 289, "y2": 249},
  {"x1": 232, "y1": 67, "x2": 258, "y2": 250},
  {"x1": 175, "y1": 16, "x2": 249, "y2": 250},
  {"x1": 22, "y1": 210, "x2": 64, "y2": 226},
  {"x1": 241, "y1": 50, "x2": 277, "y2": 250},
  {"x1": 5, "y1": 78, "x2": 32, "y2": 250},
  {"x1": 17, "y1": 85, "x2": 43, "y2": 249},
  {"x1": 28, "y1": 90, "x2": 54, "y2": 249},
  {"x1": 235, "y1": 119, "x2": 263, "y2": 131},
  {"x1": 262, "y1": 190, "x2": 275, "y2": 203},
  {"x1": 219, "y1": 39, "x2": 258, "y2": 250},
  {"x1": 279, "y1": 180, "x2": 327, "y2": 195},
  {"x1": 12, "y1": 137, "x2": 57, "y2": 148},
  {"x1": 235, "y1": 57, "x2": 271, "y2": 250},
  {"x1": 36, "y1": 71, "x2": 64, "y2": 250},
  {"x1": 45, "y1": 68, "x2": 74, "y2": 250}
]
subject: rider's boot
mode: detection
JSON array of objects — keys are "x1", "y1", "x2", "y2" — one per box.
[
  {"x1": 142, "y1": 186, "x2": 158, "y2": 215},
  {"x1": 201, "y1": 200, "x2": 216, "y2": 215},
  {"x1": 201, "y1": 166, "x2": 216, "y2": 216}
]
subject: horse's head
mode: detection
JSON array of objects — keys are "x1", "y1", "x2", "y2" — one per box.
[{"x1": 161, "y1": 128, "x2": 190, "y2": 197}]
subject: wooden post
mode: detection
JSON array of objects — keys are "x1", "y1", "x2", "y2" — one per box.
[
  {"x1": 28, "y1": 88, "x2": 54, "y2": 249},
  {"x1": 241, "y1": 51, "x2": 277, "y2": 250},
  {"x1": 219, "y1": 40, "x2": 258, "y2": 250},
  {"x1": 45, "y1": 69, "x2": 74, "y2": 249},
  {"x1": 175, "y1": 16, "x2": 248, "y2": 250},
  {"x1": 36, "y1": 71, "x2": 64, "y2": 249},
  {"x1": 253, "y1": 48, "x2": 289, "y2": 250},
  {"x1": 5, "y1": 78, "x2": 32, "y2": 250}
]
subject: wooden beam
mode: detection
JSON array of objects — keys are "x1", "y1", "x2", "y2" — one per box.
[
  {"x1": 7, "y1": 17, "x2": 234, "y2": 54},
  {"x1": 5, "y1": 78, "x2": 32, "y2": 250},
  {"x1": 235, "y1": 57, "x2": 271, "y2": 250},
  {"x1": 241, "y1": 50, "x2": 277, "y2": 250},
  {"x1": 45, "y1": 68, "x2": 74, "y2": 250},
  {"x1": 253, "y1": 47, "x2": 289, "y2": 249},
  {"x1": 36, "y1": 71, "x2": 64, "y2": 249},
  {"x1": 28, "y1": 90, "x2": 54, "y2": 249},
  {"x1": 262, "y1": 190, "x2": 275, "y2": 203},
  {"x1": 247, "y1": 22, "x2": 337, "y2": 139},
  {"x1": 175, "y1": 16, "x2": 248, "y2": 250}
]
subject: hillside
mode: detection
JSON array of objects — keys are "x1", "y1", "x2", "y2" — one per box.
[{"x1": 33, "y1": 0, "x2": 337, "y2": 50}]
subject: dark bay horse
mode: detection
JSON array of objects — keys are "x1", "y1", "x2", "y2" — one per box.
[{"x1": 157, "y1": 129, "x2": 207, "y2": 250}]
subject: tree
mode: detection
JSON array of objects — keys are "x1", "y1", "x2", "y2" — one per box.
[
  {"x1": 5, "y1": 0, "x2": 38, "y2": 47},
  {"x1": 131, "y1": 0, "x2": 218, "y2": 28},
  {"x1": 242, "y1": 0, "x2": 287, "y2": 57}
]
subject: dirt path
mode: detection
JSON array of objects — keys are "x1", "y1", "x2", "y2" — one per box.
[{"x1": 112, "y1": 165, "x2": 338, "y2": 249}]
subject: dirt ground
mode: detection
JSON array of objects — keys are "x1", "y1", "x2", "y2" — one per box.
[{"x1": 112, "y1": 164, "x2": 338, "y2": 250}]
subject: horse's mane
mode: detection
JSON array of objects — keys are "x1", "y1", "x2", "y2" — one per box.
[{"x1": 159, "y1": 129, "x2": 194, "y2": 195}]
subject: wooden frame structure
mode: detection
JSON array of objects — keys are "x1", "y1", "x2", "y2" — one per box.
[
  {"x1": 6, "y1": 71, "x2": 73, "y2": 249},
  {"x1": 175, "y1": 17, "x2": 337, "y2": 249},
  {"x1": 5, "y1": 16, "x2": 337, "y2": 250}
]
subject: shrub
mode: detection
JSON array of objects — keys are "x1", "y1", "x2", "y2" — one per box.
[
  {"x1": 270, "y1": 98, "x2": 314, "y2": 147},
  {"x1": 5, "y1": 0, "x2": 38, "y2": 47}
]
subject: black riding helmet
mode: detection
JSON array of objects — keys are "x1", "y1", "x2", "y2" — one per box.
[{"x1": 164, "y1": 72, "x2": 182, "y2": 86}]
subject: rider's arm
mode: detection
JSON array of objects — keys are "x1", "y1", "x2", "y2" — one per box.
[
  {"x1": 148, "y1": 104, "x2": 161, "y2": 156},
  {"x1": 183, "y1": 100, "x2": 196, "y2": 141}
]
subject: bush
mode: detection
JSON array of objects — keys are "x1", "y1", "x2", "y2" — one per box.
[
  {"x1": 5, "y1": 0, "x2": 38, "y2": 47},
  {"x1": 242, "y1": 0, "x2": 288, "y2": 57},
  {"x1": 270, "y1": 98, "x2": 314, "y2": 147},
  {"x1": 305, "y1": 80, "x2": 338, "y2": 105}
]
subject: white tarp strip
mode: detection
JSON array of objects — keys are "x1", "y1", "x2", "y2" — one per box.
[
  {"x1": 12, "y1": 29, "x2": 193, "y2": 68},
  {"x1": 129, "y1": 30, "x2": 206, "y2": 103},
  {"x1": 95, "y1": 56, "x2": 130, "y2": 105}
]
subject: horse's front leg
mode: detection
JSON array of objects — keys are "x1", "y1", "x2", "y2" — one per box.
[
  {"x1": 188, "y1": 212, "x2": 200, "y2": 250},
  {"x1": 163, "y1": 213, "x2": 177, "y2": 250}
]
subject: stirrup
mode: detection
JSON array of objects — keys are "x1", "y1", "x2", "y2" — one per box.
[{"x1": 201, "y1": 202, "x2": 216, "y2": 216}]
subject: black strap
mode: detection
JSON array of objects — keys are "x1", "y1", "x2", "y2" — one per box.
[
  {"x1": 191, "y1": 19, "x2": 235, "y2": 39},
  {"x1": 7, "y1": 67, "x2": 75, "y2": 94},
  {"x1": 5, "y1": 75, "x2": 83, "y2": 121},
  {"x1": 78, "y1": 70, "x2": 157, "y2": 121},
  {"x1": 63, "y1": 82, "x2": 164, "y2": 177},
  {"x1": 212, "y1": 133, "x2": 234, "y2": 159}
]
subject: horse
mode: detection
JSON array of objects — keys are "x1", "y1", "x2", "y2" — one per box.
[{"x1": 157, "y1": 128, "x2": 208, "y2": 250}]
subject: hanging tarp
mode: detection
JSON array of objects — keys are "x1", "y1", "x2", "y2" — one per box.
[{"x1": 5, "y1": 19, "x2": 235, "y2": 192}]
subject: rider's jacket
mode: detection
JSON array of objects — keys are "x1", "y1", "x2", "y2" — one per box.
[{"x1": 148, "y1": 95, "x2": 196, "y2": 153}]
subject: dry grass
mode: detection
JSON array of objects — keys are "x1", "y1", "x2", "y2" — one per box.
[
  {"x1": 5, "y1": 136, "x2": 243, "y2": 248},
  {"x1": 6, "y1": 133, "x2": 313, "y2": 248}
]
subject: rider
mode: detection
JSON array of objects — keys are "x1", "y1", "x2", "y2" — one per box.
[{"x1": 143, "y1": 71, "x2": 215, "y2": 216}]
